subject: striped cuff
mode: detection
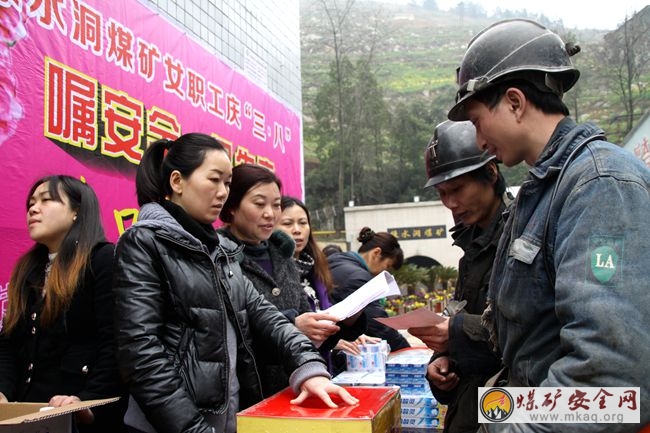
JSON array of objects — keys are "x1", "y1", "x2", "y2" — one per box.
[{"x1": 289, "y1": 360, "x2": 331, "y2": 394}]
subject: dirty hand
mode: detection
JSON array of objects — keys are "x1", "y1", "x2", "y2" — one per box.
[
  {"x1": 426, "y1": 356, "x2": 459, "y2": 391},
  {"x1": 49, "y1": 395, "x2": 94, "y2": 424},
  {"x1": 290, "y1": 376, "x2": 359, "y2": 408},
  {"x1": 408, "y1": 317, "x2": 449, "y2": 352}
]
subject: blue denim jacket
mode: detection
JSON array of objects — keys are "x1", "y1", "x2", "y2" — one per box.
[{"x1": 486, "y1": 118, "x2": 650, "y2": 432}]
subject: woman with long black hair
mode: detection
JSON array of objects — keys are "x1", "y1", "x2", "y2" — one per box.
[{"x1": 0, "y1": 175, "x2": 126, "y2": 433}]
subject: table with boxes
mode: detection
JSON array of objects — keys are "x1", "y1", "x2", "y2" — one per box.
[
  {"x1": 385, "y1": 349, "x2": 446, "y2": 432},
  {"x1": 332, "y1": 343, "x2": 446, "y2": 432},
  {"x1": 236, "y1": 342, "x2": 445, "y2": 433}
]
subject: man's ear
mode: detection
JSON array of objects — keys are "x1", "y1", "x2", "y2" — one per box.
[
  {"x1": 504, "y1": 87, "x2": 526, "y2": 120},
  {"x1": 487, "y1": 161, "x2": 498, "y2": 182}
]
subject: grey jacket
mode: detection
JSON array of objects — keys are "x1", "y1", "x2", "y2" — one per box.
[
  {"x1": 217, "y1": 228, "x2": 317, "y2": 396},
  {"x1": 485, "y1": 118, "x2": 650, "y2": 432}
]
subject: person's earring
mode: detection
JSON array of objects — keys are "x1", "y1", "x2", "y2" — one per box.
[{"x1": 73, "y1": 215, "x2": 77, "y2": 221}]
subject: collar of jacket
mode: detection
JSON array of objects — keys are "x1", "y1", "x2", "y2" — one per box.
[
  {"x1": 216, "y1": 228, "x2": 295, "y2": 262},
  {"x1": 135, "y1": 202, "x2": 241, "y2": 259},
  {"x1": 528, "y1": 117, "x2": 605, "y2": 183},
  {"x1": 349, "y1": 251, "x2": 370, "y2": 272},
  {"x1": 451, "y1": 201, "x2": 507, "y2": 253}
]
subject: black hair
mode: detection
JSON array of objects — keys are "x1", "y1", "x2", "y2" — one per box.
[
  {"x1": 219, "y1": 163, "x2": 282, "y2": 224},
  {"x1": 467, "y1": 161, "x2": 507, "y2": 196},
  {"x1": 136, "y1": 133, "x2": 228, "y2": 206},
  {"x1": 475, "y1": 76, "x2": 570, "y2": 117},
  {"x1": 357, "y1": 227, "x2": 404, "y2": 270},
  {"x1": 323, "y1": 244, "x2": 343, "y2": 257},
  {"x1": 5, "y1": 175, "x2": 106, "y2": 333}
]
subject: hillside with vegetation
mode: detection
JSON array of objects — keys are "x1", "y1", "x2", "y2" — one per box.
[{"x1": 299, "y1": 0, "x2": 650, "y2": 230}]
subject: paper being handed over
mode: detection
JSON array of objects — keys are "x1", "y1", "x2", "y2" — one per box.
[
  {"x1": 373, "y1": 307, "x2": 445, "y2": 330},
  {"x1": 323, "y1": 271, "x2": 401, "y2": 321}
]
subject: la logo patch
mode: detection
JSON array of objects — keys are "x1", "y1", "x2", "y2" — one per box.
[{"x1": 588, "y1": 236, "x2": 623, "y2": 284}]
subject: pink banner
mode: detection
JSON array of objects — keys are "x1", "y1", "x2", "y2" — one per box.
[{"x1": 0, "y1": 0, "x2": 303, "y2": 309}]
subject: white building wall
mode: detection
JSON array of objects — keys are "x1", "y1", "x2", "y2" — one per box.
[
  {"x1": 144, "y1": 0, "x2": 302, "y2": 112},
  {"x1": 344, "y1": 201, "x2": 463, "y2": 268}
]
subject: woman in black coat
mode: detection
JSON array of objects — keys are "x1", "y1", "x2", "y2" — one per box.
[
  {"x1": 113, "y1": 134, "x2": 356, "y2": 433},
  {"x1": 0, "y1": 175, "x2": 126, "y2": 433}
]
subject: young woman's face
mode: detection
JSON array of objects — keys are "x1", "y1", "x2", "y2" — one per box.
[
  {"x1": 277, "y1": 205, "x2": 310, "y2": 255},
  {"x1": 171, "y1": 149, "x2": 232, "y2": 224},
  {"x1": 369, "y1": 255, "x2": 395, "y2": 276},
  {"x1": 229, "y1": 181, "x2": 281, "y2": 244},
  {"x1": 365, "y1": 247, "x2": 396, "y2": 276},
  {"x1": 27, "y1": 182, "x2": 76, "y2": 253}
]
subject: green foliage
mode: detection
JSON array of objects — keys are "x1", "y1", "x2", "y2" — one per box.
[
  {"x1": 393, "y1": 263, "x2": 458, "y2": 293},
  {"x1": 301, "y1": 0, "x2": 650, "y2": 229},
  {"x1": 392, "y1": 264, "x2": 428, "y2": 288},
  {"x1": 501, "y1": 163, "x2": 530, "y2": 189},
  {"x1": 307, "y1": 56, "x2": 392, "y2": 216}
]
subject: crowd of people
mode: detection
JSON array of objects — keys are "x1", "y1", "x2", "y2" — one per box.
[{"x1": 0, "y1": 18, "x2": 648, "y2": 433}]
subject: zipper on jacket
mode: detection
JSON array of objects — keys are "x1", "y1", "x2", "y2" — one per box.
[
  {"x1": 155, "y1": 232, "x2": 233, "y2": 415},
  {"x1": 215, "y1": 264, "x2": 265, "y2": 401}
]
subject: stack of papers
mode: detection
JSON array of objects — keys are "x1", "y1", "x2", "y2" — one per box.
[{"x1": 324, "y1": 271, "x2": 401, "y2": 320}]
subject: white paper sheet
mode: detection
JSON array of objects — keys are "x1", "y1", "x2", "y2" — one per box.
[{"x1": 324, "y1": 270, "x2": 401, "y2": 320}]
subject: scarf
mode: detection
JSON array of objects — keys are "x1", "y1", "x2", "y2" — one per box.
[{"x1": 161, "y1": 200, "x2": 219, "y2": 250}]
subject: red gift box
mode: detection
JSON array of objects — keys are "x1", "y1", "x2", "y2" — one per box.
[{"x1": 237, "y1": 386, "x2": 401, "y2": 433}]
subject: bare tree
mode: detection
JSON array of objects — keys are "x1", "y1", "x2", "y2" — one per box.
[
  {"x1": 603, "y1": 10, "x2": 650, "y2": 135},
  {"x1": 305, "y1": 0, "x2": 387, "y2": 228}
]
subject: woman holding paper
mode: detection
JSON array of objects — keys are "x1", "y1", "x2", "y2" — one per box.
[
  {"x1": 277, "y1": 196, "x2": 368, "y2": 363},
  {"x1": 328, "y1": 227, "x2": 410, "y2": 366},
  {"x1": 218, "y1": 164, "x2": 363, "y2": 396}
]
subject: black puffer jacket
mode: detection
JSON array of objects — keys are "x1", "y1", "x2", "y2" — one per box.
[
  {"x1": 217, "y1": 229, "x2": 311, "y2": 397},
  {"x1": 219, "y1": 229, "x2": 366, "y2": 393},
  {"x1": 113, "y1": 203, "x2": 325, "y2": 433}
]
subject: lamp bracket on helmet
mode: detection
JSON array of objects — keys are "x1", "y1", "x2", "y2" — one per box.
[
  {"x1": 424, "y1": 120, "x2": 496, "y2": 189},
  {"x1": 448, "y1": 19, "x2": 581, "y2": 121}
]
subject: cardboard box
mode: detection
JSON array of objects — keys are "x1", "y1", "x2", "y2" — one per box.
[
  {"x1": 345, "y1": 340, "x2": 389, "y2": 372},
  {"x1": 385, "y1": 348, "x2": 433, "y2": 395},
  {"x1": 237, "y1": 386, "x2": 401, "y2": 433},
  {"x1": 0, "y1": 397, "x2": 119, "y2": 433}
]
